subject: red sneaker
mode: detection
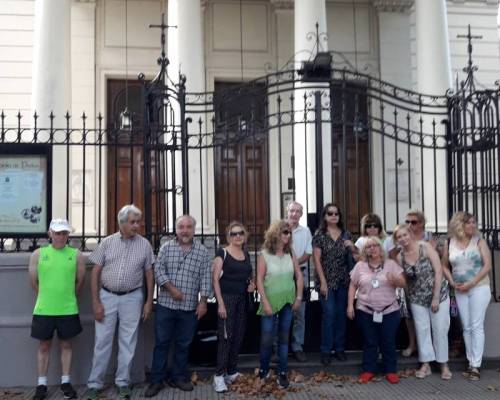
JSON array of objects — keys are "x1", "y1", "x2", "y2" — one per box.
[
  {"x1": 359, "y1": 372, "x2": 375, "y2": 383},
  {"x1": 386, "y1": 373, "x2": 399, "y2": 384}
]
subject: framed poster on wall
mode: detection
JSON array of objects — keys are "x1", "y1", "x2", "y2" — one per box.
[{"x1": 0, "y1": 144, "x2": 52, "y2": 236}]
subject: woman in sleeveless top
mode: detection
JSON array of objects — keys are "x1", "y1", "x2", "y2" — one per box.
[
  {"x1": 212, "y1": 222, "x2": 254, "y2": 393},
  {"x1": 393, "y1": 225, "x2": 451, "y2": 380},
  {"x1": 256, "y1": 220, "x2": 303, "y2": 390},
  {"x1": 313, "y1": 203, "x2": 357, "y2": 365},
  {"x1": 442, "y1": 212, "x2": 492, "y2": 381}
]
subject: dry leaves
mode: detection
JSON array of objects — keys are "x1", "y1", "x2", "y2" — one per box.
[{"x1": 0, "y1": 390, "x2": 23, "y2": 399}]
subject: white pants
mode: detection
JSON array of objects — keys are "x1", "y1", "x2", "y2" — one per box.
[
  {"x1": 410, "y1": 297, "x2": 450, "y2": 363},
  {"x1": 455, "y1": 284, "x2": 491, "y2": 368},
  {"x1": 88, "y1": 288, "x2": 143, "y2": 388}
]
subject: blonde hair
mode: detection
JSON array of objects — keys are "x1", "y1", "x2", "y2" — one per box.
[
  {"x1": 448, "y1": 212, "x2": 478, "y2": 239},
  {"x1": 392, "y1": 224, "x2": 412, "y2": 244},
  {"x1": 262, "y1": 220, "x2": 293, "y2": 255},
  {"x1": 361, "y1": 236, "x2": 386, "y2": 263},
  {"x1": 225, "y1": 221, "x2": 248, "y2": 244}
]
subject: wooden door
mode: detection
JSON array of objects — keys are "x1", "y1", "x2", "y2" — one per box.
[
  {"x1": 214, "y1": 82, "x2": 269, "y2": 246},
  {"x1": 331, "y1": 83, "x2": 371, "y2": 234}
]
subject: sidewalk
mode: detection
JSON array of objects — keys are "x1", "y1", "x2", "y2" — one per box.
[{"x1": 6, "y1": 368, "x2": 500, "y2": 400}]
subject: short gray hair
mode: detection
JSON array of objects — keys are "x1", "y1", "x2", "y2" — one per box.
[
  {"x1": 287, "y1": 201, "x2": 303, "y2": 212},
  {"x1": 117, "y1": 204, "x2": 142, "y2": 224},
  {"x1": 175, "y1": 214, "x2": 196, "y2": 227}
]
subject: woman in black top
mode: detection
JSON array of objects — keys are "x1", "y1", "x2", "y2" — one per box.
[
  {"x1": 212, "y1": 221, "x2": 255, "y2": 393},
  {"x1": 313, "y1": 203, "x2": 357, "y2": 365}
]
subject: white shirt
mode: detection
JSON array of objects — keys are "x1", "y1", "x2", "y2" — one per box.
[{"x1": 291, "y1": 224, "x2": 313, "y2": 267}]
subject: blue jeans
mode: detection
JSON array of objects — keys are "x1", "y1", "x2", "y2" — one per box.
[
  {"x1": 356, "y1": 309, "x2": 401, "y2": 373},
  {"x1": 149, "y1": 304, "x2": 198, "y2": 383},
  {"x1": 320, "y1": 286, "x2": 348, "y2": 354},
  {"x1": 260, "y1": 304, "x2": 293, "y2": 374}
]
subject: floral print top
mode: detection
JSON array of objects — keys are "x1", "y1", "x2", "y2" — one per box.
[
  {"x1": 401, "y1": 243, "x2": 448, "y2": 307},
  {"x1": 312, "y1": 230, "x2": 351, "y2": 290}
]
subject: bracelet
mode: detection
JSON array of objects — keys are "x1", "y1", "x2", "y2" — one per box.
[{"x1": 296, "y1": 296, "x2": 302, "y2": 300}]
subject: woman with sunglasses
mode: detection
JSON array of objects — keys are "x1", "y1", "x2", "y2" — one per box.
[
  {"x1": 212, "y1": 222, "x2": 255, "y2": 393},
  {"x1": 347, "y1": 237, "x2": 405, "y2": 384},
  {"x1": 442, "y1": 212, "x2": 492, "y2": 381},
  {"x1": 386, "y1": 210, "x2": 435, "y2": 358},
  {"x1": 256, "y1": 220, "x2": 303, "y2": 389},
  {"x1": 393, "y1": 224, "x2": 451, "y2": 380},
  {"x1": 313, "y1": 203, "x2": 357, "y2": 365},
  {"x1": 355, "y1": 213, "x2": 387, "y2": 253}
]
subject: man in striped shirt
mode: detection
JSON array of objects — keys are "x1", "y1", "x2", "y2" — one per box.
[
  {"x1": 145, "y1": 215, "x2": 212, "y2": 397},
  {"x1": 86, "y1": 205, "x2": 154, "y2": 400}
]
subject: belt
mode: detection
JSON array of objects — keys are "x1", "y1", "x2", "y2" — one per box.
[{"x1": 102, "y1": 286, "x2": 141, "y2": 296}]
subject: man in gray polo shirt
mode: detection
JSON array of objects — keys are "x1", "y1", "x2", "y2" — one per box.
[
  {"x1": 86, "y1": 204, "x2": 154, "y2": 400},
  {"x1": 287, "y1": 201, "x2": 312, "y2": 362}
]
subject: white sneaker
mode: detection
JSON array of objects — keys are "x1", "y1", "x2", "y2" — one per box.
[
  {"x1": 224, "y1": 372, "x2": 241, "y2": 384},
  {"x1": 213, "y1": 375, "x2": 228, "y2": 393}
]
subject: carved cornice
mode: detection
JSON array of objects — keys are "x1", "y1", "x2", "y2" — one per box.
[
  {"x1": 270, "y1": 0, "x2": 294, "y2": 10},
  {"x1": 373, "y1": 0, "x2": 414, "y2": 12}
]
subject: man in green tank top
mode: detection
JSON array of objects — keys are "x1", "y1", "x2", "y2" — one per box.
[{"x1": 28, "y1": 219, "x2": 86, "y2": 400}]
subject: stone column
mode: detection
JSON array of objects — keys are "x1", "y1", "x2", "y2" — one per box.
[
  {"x1": 31, "y1": 0, "x2": 72, "y2": 127},
  {"x1": 415, "y1": 0, "x2": 452, "y2": 230},
  {"x1": 31, "y1": 0, "x2": 72, "y2": 221},
  {"x1": 167, "y1": 0, "x2": 205, "y2": 92},
  {"x1": 294, "y1": 0, "x2": 328, "y2": 219},
  {"x1": 167, "y1": 0, "x2": 206, "y2": 226},
  {"x1": 415, "y1": 0, "x2": 452, "y2": 94}
]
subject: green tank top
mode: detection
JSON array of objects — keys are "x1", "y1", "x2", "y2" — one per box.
[
  {"x1": 257, "y1": 250, "x2": 296, "y2": 315},
  {"x1": 34, "y1": 245, "x2": 79, "y2": 316}
]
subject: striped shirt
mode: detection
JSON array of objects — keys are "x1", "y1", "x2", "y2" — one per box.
[
  {"x1": 89, "y1": 232, "x2": 154, "y2": 292},
  {"x1": 155, "y1": 238, "x2": 213, "y2": 311}
]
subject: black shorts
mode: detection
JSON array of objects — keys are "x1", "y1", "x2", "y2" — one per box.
[{"x1": 31, "y1": 314, "x2": 82, "y2": 341}]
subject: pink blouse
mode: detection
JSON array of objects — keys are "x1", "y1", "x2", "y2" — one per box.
[{"x1": 350, "y1": 259, "x2": 402, "y2": 315}]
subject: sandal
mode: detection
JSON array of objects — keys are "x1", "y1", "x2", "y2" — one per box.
[
  {"x1": 468, "y1": 368, "x2": 480, "y2": 381},
  {"x1": 415, "y1": 365, "x2": 432, "y2": 379},
  {"x1": 462, "y1": 366, "x2": 472, "y2": 378},
  {"x1": 441, "y1": 369, "x2": 453, "y2": 380},
  {"x1": 401, "y1": 347, "x2": 416, "y2": 357}
]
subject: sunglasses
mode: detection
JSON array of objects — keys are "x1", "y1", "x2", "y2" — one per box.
[
  {"x1": 229, "y1": 230, "x2": 245, "y2": 237},
  {"x1": 405, "y1": 220, "x2": 419, "y2": 225},
  {"x1": 365, "y1": 223, "x2": 379, "y2": 229},
  {"x1": 326, "y1": 211, "x2": 339, "y2": 216},
  {"x1": 281, "y1": 230, "x2": 291, "y2": 235}
]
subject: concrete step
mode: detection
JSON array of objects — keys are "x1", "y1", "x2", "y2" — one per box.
[{"x1": 189, "y1": 351, "x2": 500, "y2": 378}]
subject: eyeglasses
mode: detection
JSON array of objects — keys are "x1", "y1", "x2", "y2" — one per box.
[
  {"x1": 326, "y1": 211, "x2": 339, "y2": 216},
  {"x1": 281, "y1": 230, "x2": 291, "y2": 235},
  {"x1": 365, "y1": 223, "x2": 379, "y2": 229},
  {"x1": 405, "y1": 220, "x2": 419, "y2": 225},
  {"x1": 229, "y1": 230, "x2": 245, "y2": 237}
]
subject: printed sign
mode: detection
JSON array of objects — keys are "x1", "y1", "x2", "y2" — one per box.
[{"x1": 0, "y1": 155, "x2": 48, "y2": 234}]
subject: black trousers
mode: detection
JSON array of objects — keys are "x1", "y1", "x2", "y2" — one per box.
[{"x1": 216, "y1": 293, "x2": 247, "y2": 376}]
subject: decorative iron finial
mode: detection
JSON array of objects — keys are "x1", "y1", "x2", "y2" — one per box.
[
  {"x1": 149, "y1": 13, "x2": 177, "y2": 84},
  {"x1": 457, "y1": 24, "x2": 482, "y2": 93},
  {"x1": 305, "y1": 22, "x2": 328, "y2": 56}
]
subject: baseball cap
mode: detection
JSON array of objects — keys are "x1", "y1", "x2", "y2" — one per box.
[{"x1": 49, "y1": 219, "x2": 74, "y2": 233}]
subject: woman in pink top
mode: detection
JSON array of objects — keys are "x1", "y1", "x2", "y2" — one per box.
[{"x1": 347, "y1": 237, "x2": 405, "y2": 384}]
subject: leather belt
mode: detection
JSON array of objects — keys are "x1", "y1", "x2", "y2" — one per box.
[{"x1": 102, "y1": 286, "x2": 140, "y2": 296}]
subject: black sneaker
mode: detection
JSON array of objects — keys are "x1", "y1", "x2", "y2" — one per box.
[
  {"x1": 60, "y1": 383, "x2": 77, "y2": 399},
  {"x1": 320, "y1": 352, "x2": 331, "y2": 365},
  {"x1": 144, "y1": 382, "x2": 164, "y2": 398},
  {"x1": 172, "y1": 379, "x2": 193, "y2": 392},
  {"x1": 277, "y1": 373, "x2": 289, "y2": 389},
  {"x1": 33, "y1": 385, "x2": 48, "y2": 400},
  {"x1": 293, "y1": 350, "x2": 307, "y2": 362},
  {"x1": 258, "y1": 369, "x2": 270, "y2": 380}
]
